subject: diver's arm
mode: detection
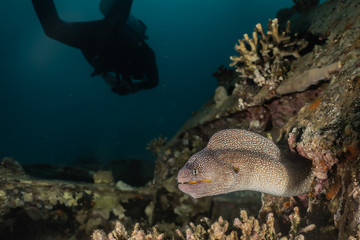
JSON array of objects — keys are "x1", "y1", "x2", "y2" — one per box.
[
  {"x1": 32, "y1": 0, "x2": 105, "y2": 49},
  {"x1": 134, "y1": 47, "x2": 159, "y2": 90}
]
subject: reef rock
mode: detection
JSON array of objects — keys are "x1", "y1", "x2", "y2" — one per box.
[{"x1": 152, "y1": 0, "x2": 360, "y2": 239}]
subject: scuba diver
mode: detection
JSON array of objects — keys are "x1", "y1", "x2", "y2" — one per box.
[{"x1": 32, "y1": 0, "x2": 158, "y2": 95}]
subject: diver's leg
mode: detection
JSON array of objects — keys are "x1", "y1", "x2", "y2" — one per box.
[
  {"x1": 102, "y1": 0, "x2": 133, "y2": 26},
  {"x1": 32, "y1": 0, "x2": 106, "y2": 49}
]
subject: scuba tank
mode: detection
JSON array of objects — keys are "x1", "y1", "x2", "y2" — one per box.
[{"x1": 121, "y1": 14, "x2": 147, "y2": 46}]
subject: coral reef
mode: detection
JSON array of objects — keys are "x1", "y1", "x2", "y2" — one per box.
[
  {"x1": 1, "y1": 0, "x2": 360, "y2": 239},
  {"x1": 230, "y1": 18, "x2": 308, "y2": 90},
  {"x1": 151, "y1": 0, "x2": 360, "y2": 239}
]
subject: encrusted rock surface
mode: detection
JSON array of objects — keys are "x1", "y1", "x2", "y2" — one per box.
[{"x1": 0, "y1": 168, "x2": 153, "y2": 239}]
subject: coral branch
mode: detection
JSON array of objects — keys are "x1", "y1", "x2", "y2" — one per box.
[{"x1": 230, "y1": 18, "x2": 308, "y2": 90}]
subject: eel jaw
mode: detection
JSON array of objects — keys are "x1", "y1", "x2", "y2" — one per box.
[
  {"x1": 177, "y1": 179, "x2": 213, "y2": 198},
  {"x1": 178, "y1": 179, "x2": 212, "y2": 185}
]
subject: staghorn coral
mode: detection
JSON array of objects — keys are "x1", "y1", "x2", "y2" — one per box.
[
  {"x1": 146, "y1": 136, "x2": 168, "y2": 155},
  {"x1": 93, "y1": 208, "x2": 315, "y2": 240},
  {"x1": 91, "y1": 221, "x2": 164, "y2": 240},
  {"x1": 230, "y1": 18, "x2": 308, "y2": 90},
  {"x1": 233, "y1": 210, "x2": 273, "y2": 239}
]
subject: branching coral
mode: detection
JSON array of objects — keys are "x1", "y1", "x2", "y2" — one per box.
[
  {"x1": 233, "y1": 210, "x2": 276, "y2": 239},
  {"x1": 91, "y1": 222, "x2": 164, "y2": 240},
  {"x1": 146, "y1": 136, "x2": 168, "y2": 155},
  {"x1": 230, "y1": 18, "x2": 308, "y2": 90},
  {"x1": 93, "y1": 209, "x2": 315, "y2": 240}
]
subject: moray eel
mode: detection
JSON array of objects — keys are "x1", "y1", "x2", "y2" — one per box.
[{"x1": 177, "y1": 129, "x2": 314, "y2": 198}]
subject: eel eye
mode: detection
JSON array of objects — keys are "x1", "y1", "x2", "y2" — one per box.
[{"x1": 192, "y1": 169, "x2": 198, "y2": 175}]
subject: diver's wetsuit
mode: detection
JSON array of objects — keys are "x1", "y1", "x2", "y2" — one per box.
[{"x1": 32, "y1": 0, "x2": 158, "y2": 95}]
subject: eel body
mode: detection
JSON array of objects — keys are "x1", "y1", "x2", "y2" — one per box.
[{"x1": 177, "y1": 129, "x2": 314, "y2": 198}]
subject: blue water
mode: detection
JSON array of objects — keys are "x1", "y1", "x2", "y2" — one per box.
[{"x1": 0, "y1": 0, "x2": 292, "y2": 165}]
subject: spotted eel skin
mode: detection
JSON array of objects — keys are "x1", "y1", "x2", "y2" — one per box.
[{"x1": 177, "y1": 129, "x2": 314, "y2": 198}]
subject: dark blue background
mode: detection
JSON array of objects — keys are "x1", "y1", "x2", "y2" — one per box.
[{"x1": 0, "y1": 0, "x2": 292, "y2": 164}]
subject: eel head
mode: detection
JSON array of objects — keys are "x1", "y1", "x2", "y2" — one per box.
[{"x1": 177, "y1": 149, "x2": 238, "y2": 198}]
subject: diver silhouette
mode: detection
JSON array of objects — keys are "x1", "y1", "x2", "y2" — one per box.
[{"x1": 32, "y1": 0, "x2": 159, "y2": 95}]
